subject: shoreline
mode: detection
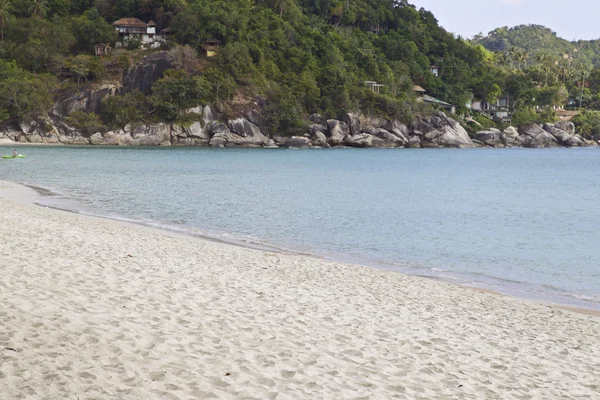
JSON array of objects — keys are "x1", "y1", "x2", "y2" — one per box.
[
  {"x1": 5, "y1": 178, "x2": 600, "y2": 317},
  {"x1": 1, "y1": 179, "x2": 599, "y2": 398}
]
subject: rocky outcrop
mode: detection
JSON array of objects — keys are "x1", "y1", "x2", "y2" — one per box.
[
  {"x1": 342, "y1": 113, "x2": 361, "y2": 135},
  {"x1": 52, "y1": 85, "x2": 122, "y2": 118},
  {"x1": 326, "y1": 120, "x2": 350, "y2": 146},
  {"x1": 542, "y1": 123, "x2": 586, "y2": 147},
  {"x1": 283, "y1": 136, "x2": 311, "y2": 148},
  {"x1": 344, "y1": 133, "x2": 373, "y2": 148},
  {"x1": 518, "y1": 124, "x2": 560, "y2": 148},
  {"x1": 501, "y1": 126, "x2": 520, "y2": 146},
  {"x1": 123, "y1": 52, "x2": 174, "y2": 95},
  {"x1": 475, "y1": 128, "x2": 503, "y2": 147},
  {"x1": 417, "y1": 113, "x2": 474, "y2": 148}
]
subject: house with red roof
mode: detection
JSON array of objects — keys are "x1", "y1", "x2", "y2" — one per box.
[{"x1": 113, "y1": 18, "x2": 164, "y2": 49}]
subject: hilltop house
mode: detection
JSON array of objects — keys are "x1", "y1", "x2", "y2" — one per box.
[{"x1": 113, "y1": 18, "x2": 164, "y2": 48}]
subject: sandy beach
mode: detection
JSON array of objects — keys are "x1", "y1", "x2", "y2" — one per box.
[{"x1": 1, "y1": 180, "x2": 599, "y2": 399}]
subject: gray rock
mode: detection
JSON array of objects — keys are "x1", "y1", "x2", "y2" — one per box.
[
  {"x1": 326, "y1": 120, "x2": 350, "y2": 146},
  {"x1": 518, "y1": 124, "x2": 559, "y2": 148},
  {"x1": 564, "y1": 134, "x2": 586, "y2": 147},
  {"x1": 372, "y1": 128, "x2": 404, "y2": 146},
  {"x1": 52, "y1": 85, "x2": 122, "y2": 118},
  {"x1": 207, "y1": 121, "x2": 230, "y2": 136},
  {"x1": 130, "y1": 123, "x2": 172, "y2": 146},
  {"x1": 309, "y1": 113, "x2": 326, "y2": 125},
  {"x1": 227, "y1": 118, "x2": 268, "y2": 145},
  {"x1": 420, "y1": 114, "x2": 474, "y2": 148},
  {"x1": 123, "y1": 52, "x2": 174, "y2": 95},
  {"x1": 313, "y1": 131, "x2": 329, "y2": 147},
  {"x1": 407, "y1": 136, "x2": 421, "y2": 148},
  {"x1": 501, "y1": 126, "x2": 520, "y2": 146},
  {"x1": 58, "y1": 135, "x2": 90, "y2": 145},
  {"x1": 90, "y1": 132, "x2": 107, "y2": 145},
  {"x1": 475, "y1": 128, "x2": 502, "y2": 146},
  {"x1": 309, "y1": 124, "x2": 328, "y2": 136},
  {"x1": 344, "y1": 133, "x2": 373, "y2": 148},
  {"x1": 104, "y1": 130, "x2": 132, "y2": 145},
  {"x1": 555, "y1": 121, "x2": 575, "y2": 135},
  {"x1": 384, "y1": 120, "x2": 409, "y2": 142},
  {"x1": 342, "y1": 113, "x2": 361, "y2": 135},
  {"x1": 283, "y1": 136, "x2": 311, "y2": 148}
]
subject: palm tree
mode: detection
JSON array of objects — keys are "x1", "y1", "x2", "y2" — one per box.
[
  {"x1": 0, "y1": 0, "x2": 11, "y2": 43},
  {"x1": 29, "y1": 0, "x2": 48, "y2": 18}
]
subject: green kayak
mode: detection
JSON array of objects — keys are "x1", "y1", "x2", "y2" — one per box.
[{"x1": 2, "y1": 155, "x2": 25, "y2": 159}]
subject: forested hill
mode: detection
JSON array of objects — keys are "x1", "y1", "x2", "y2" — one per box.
[
  {"x1": 475, "y1": 25, "x2": 600, "y2": 67},
  {"x1": 0, "y1": 0, "x2": 497, "y2": 133},
  {"x1": 1, "y1": 0, "x2": 600, "y2": 140}
]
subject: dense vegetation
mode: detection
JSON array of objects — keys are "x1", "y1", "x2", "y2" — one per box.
[
  {"x1": 0, "y1": 1, "x2": 599, "y2": 138},
  {"x1": 475, "y1": 25, "x2": 600, "y2": 67}
]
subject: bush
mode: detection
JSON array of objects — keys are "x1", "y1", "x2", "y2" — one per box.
[
  {"x1": 101, "y1": 91, "x2": 151, "y2": 128},
  {"x1": 65, "y1": 111, "x2": 105, "y2": 135},
  {"x1": 151, "y1": 69, "x2": 214, "y2": 122},
  {"x1": 572, "y1": 111, "x2": 600, "y2": 139}
]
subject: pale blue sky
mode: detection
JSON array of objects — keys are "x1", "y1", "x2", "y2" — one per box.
[{"x1": 409, "y1": 0, "x2": 599, "y2": 41}]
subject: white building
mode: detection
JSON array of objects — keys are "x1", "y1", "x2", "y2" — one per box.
[{"x1": 113, "y1": 18, "x2": 164, "y2": 49}]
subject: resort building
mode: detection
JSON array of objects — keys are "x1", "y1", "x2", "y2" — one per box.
[{"x1": 113, "y1": 18, "x2": 164, "y2": 49}]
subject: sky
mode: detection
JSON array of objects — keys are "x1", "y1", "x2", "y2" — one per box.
[{"x1": 408, "y1": 0, "x2": 600, "y2": 41}]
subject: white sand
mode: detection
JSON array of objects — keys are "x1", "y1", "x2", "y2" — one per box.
[{"x1": 1, "y1": 181, "x2": 599, "y2": 400}]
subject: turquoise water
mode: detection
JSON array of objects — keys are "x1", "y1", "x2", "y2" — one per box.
[{"x1": 2, "y1": 145, "x2": 599, "y2": 310}]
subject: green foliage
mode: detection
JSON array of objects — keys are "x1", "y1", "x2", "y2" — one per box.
[
  {"x1": 510, "y1": 108, "x2": 542, "y2": 126},
  {"x1": 0, "y1": 59, "x2": 57, "y2": 120},
  {"x1": 571, "y1": 111, "x2": 600, "y2": 139},
  {"x1": 71, "y1": 8, "x2": 116, "y2": 52},
  {"x1": 150, "y1": 69, "x2": 214, "y2": 122},
  {"x1": 101, "y1": 91, "x2": 151, "y2": 128},
  {"x1": 65, "y1": 111, "x2": 104, "y2": 134},
  {"x1": 471, "y1": 114, "x2": 497, "y2": 130}
]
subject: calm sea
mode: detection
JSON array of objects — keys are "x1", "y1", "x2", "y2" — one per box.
[{"x1": 2, "y1": 145, "x2": 599, "y2": 310}]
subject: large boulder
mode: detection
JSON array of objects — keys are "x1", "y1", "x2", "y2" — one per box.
[
  {"x1": 518, "y1": 124, "x2": 559, "y2": 148},
  {"x1": 130, "y1": 123, "x2": 172, "y2": 146},
  {"x1": 475, "y1": 128, "x2": 503, "y2": 147},
  {"x1": 419, "y1": 113, "x2": 474, "y2": 148},
  {"x1": 326, "y1": 120, "x2": 350, "y2": 146},
  {"x1": 227, "y1": 118, "x2": 268, "y2": 145},
  {"x1": 564, "y1": 134, "x2": 586, "y2": 147},
  {"x1": 283, "y1": 136, "x2": 311, "y2": 148},
  {"x1": 104, "y1": 130, "x2": 133, "y2": 145},
  {"x1": 309, "y1": 124, "x2": 328, "y2": 136},
  {"x1": 407, "y1": 135, "x2": 421, "y2": 148},
  {"x1": 17, "y1": 118, "x2": 60, "y2": 144},
  {"x1": 372, "y1": 128, "x2": 405, "y2": 147},
  {"x1": 123, "y1": 52, "x2": 174, "y2": 95},
  {"x1": 308, "y1": 113, "x2": 326, "y2": 125},
  {"x1": 344, "y1": 133, "x2": 373, "y2": 148},
  {"x1": 171, "y1": 121, "x2": 210, "y2": 146},
  {"x1": 501, "y1": 126, "x2": 520, "y2": 146},
  {"x1": 383, "y1": 120, "x2": 409, "y2": 142},
  {"x1": 342, "y1": 113, "x2": 361, "y2": 135},
  {"x1": 89, "y1": 132, "x2": 107, "y2": 145},
  {"x1": 555, "y1": 121, "x2": 575, "y2": 135},
  {"x1": 312, "y1": 131, "x2": 329, "y2": 148}
]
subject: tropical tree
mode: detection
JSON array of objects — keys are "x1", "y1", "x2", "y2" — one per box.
[
  {"x1": 29, "y1": 0, "x2": 48, "y2": 18},
  {"x1": 0, "y1": 0, "x2": 11, "y2": 43}
]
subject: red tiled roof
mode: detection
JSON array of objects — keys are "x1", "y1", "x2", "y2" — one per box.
[{"x1": 113, "y1": 18, "x2": 147, "y2": 28}]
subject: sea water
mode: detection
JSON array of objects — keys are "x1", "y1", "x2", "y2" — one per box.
[{"x1": 2, "y1": 145, "x2": 599, "y2": 310}]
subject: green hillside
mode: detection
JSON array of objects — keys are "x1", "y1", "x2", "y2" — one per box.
[
  {"x1": 0, "y1": 1, "x2": 599, "y2": 139},
  {"x1": 475, "y1": 24, "x2": 600, "y2": 67}
]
